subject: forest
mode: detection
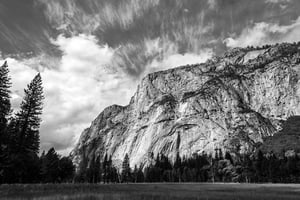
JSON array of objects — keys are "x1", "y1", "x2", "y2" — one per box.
[{"x1": 78, "y1": 149, "x2": 300, "y2": 184}]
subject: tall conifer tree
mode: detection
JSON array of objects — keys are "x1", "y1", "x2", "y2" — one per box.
[
  {"x1": 15, "y1": 73, "x2": 44, "y2": 154},
  {"x1": 0, "y1": 61, "x2": 11, "y2": 133},
  {"x1": 0, "y1": 61, "x2": 11, "y2": 183},
  {"x1": 121, "y1": 153, "x2": 130, "y2": 183},
  {"x1": 6, "y1": 73, "x2": 44, "y2": 183}
]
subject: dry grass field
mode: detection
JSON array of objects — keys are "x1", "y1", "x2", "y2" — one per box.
[{"x1": 1, "y1": 183, "x2": 300, "y2": 200}]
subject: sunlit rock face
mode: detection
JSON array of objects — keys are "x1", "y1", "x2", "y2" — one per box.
[{"x1": 71, "y1": 42, "x2": 300, "y2": 169}]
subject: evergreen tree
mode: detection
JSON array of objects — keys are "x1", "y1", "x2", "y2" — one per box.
[
  {"x1": 133, "y1": 165, "x2": 139, "y2": 183},
  {"x1": 86, "y1": 156, "x2": 95, "y2": 183},
  {"x1": 0, "y1": 61, "x2": 11, "y2": 183},
  {"x1": 174, "y1": 152, "x2": 182, "y2": 182},
  {"x1": 102, "y1": 153, "x2": 108, "y2": 183},
  {"x1": 0, "y1": 61, "x2": 11, "y2": 135},
  {"x1": 214, "y1": 148, "x2": 219, "y2": 160},
  {"x1": 41, "y1": 147, "x2": 60, "y2": 183},
  {"x1": 240, "y1": 154, "x2": 253, "y2": 183},
  {"x1": 4, "y1": 73, "x2": 44, "y2": 183},
  {"x1": 93, "y1": 155, "x2": 101, "y2": 183},
  {"x1": 87, "y1": 154, "x2": 102, "y2": 183},
  {"x1": 136, "y1": 165, "x2": 145, "y2": 182},
  {"x1": 107, "y1": 155, "x2": 113, "y2": 183},
  {"x1": 218, "y1": 149, "x2": 224, "y2": 160},
  {"x1": 74, "y1": 152, "x2": 88, "y2": 183},
  {"x1": 174, "y1": 152, "x2": 182, "y2": 169},
  {"x1": 254, "y1": 150, "x2": 265, "y2": 182},
  {"x1": 110, "y1": 165, "x2": 119, "y2": 183},
  {"x1": 39, "y1": 151, "x2": 47, "y2": 181},
  {"x1": 286, "y1": 155, "x2": 298, "y2": 182},
  {"x1": 14, "y1": 73, "x2": 44, "y2": 154},
  {"x1": 59, "y1": 156, "x2": 75, "y2": 183},
  {"x1": 121, "y1": 153, "x2": 131, "y2": 183},
  {"x1": 225, "y1": 152, "x2": 233, "y2": 164},
  {"x1": 40, "y1": 148, "x2": 74, "y2": 183},
  {"x1": 267, "y1": 153, "x2": 278, "y2": 182}
]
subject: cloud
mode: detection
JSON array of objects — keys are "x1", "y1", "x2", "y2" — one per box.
[
  {"x1": 265, "y1": 0, "x2": 292, "y2": 3},
  {"x1": 41, "y1": 34, "x2": 137, "y2": 155},
  {"x1": 37, "y1": 0, "x2": 160, "y2": 34},
  {"x1": 1, "y1": 34, "x2": 137, "y2": 155},
  {"x1": 146, "y1": 51, "x2": 213, "y2": 74},
  {"x1": 224, "y1": 17, "x2": 300, "y2": 48},
  {"x1": 36, "y1": 0, "x2": 218, "y2": 78},
  {"x1": 0, "y1": 0, "x2": 58, "y2": 56}
]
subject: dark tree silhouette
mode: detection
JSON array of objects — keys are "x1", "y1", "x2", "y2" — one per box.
[
  {"x1": 41, "y1": 148, "x2": 60, "y2": 183},
  {"x1": 0, "y1": 61, "x2": 11, "y2": 134},
  {"x1": 14, "y1": 73, "x2": 44, "y2": 154},
  {"x1": 40, "y1": 147, "x2": 75, "y2": 183},
  {"x1": 0, "y1": 61, "x2": 11, "y2": 183},
  {"x1": 102, "y1": 153, "x2": 109, "y2": 183},
  {"x1": 5, "y1": 73, "x2": 44, "y2": 183},
  {"x1": 121, "y1": 153, "x2": 131, "y2": 183},
  {"x1": 58, "y1": 156, "x2": 75, "y2": 182}
]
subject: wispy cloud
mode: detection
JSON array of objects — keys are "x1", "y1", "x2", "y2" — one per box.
[
  {"x1": 265, "y1": 0, "x2": 292, "y2": 4},
  {"x1": 225, "y1": 17, "x2": 300, "y2": 48},
  {"x1": 37, "y1": 0, "x2": 161, "y2": 34}
]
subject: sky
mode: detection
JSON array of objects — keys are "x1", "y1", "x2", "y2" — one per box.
[{"x1": 0, "y1": 0, "x2": 300, "y2": 155}]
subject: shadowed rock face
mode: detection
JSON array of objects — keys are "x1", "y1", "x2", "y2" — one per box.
[
  {"x1": 261, "y1": 116, "x2": 300, "y2": 155},
  {"x1": 71, "y1": 42, "x2": 300, "y2": 169}
]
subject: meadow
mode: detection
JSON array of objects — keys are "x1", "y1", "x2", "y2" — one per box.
[{"x1": 1, "y1": 183, "x2": 300, "y2": 200}]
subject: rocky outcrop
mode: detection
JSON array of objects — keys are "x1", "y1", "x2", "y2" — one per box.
[{"x1": 71, "y1": 42, "x2": 300, "y2": 169}]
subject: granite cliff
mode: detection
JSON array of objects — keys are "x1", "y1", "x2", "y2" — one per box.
[{"x1": 71, "y1": 42, "x2": 300, "y2": 169}]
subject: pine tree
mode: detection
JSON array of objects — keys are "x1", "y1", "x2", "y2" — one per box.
[
  {"x1": 0, "y1": 61, "x2": 11, "y2": 183},
  {"x1": 59, "y1": 156, "x2": 75, "y2": 183},
  {"x1": 218, "y1": 149, "x2": 224, "y2": 160},
  {"x1": 75, "y1": 152, "x2": 88, "y2": 183},
  {"x1": 133, "y1": 165, "x2": 139, "y2": 183},
  {"x1": 0, "y1": 61, "x2": 11, "y2": 134},
  {"x1": 0, "y1": 61, "x2": 12, "y2": 183},
  {"x1": 107, "y1": 155, "x2": 113, "y2": 183},
  {"x1": 15, "y1": 73, "x2": 44, "y2": 154},
  {"x1": 241, "y1": 154, "x2": 253, "y2": 183},
  {"x1": 102, "y1": 153, "x2": 108, "y2": 183},
  {"x1": 93, "y1": 155, "x2": 101, "y2": 183},
  {"x1": 39, "y1": 150, "x2": 47, "y2": 181},
  {"x1": 121, "y1": 153, "x2": 130, "y2": 183},
  {"x1": 42, "y1": 148, "x2": 60, "y2": 183},
  {"x1": 6, "y1": 73, "x2": 44, "y2": 183},
  {"x1": 174, "y1": 152, "x2": 182, "y2": 169},
  {"x1": 225, "y1": 152, "x2": 233, "y2": 164},
  {"x1": 255, "y1": 150, "x2": 265, "y2": 182}
]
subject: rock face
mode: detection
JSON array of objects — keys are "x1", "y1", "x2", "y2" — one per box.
[
  {"x1": 261, "y1": 116, "x2": 300, "y2": 154},
  {"x1": 71, "y1": 43, "x2": 300, "y2": 169}
]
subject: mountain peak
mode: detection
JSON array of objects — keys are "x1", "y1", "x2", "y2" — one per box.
[{"x1": 71, "y1": 41, "x2": 300, "y2": 169}]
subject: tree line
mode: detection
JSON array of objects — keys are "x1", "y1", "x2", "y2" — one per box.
[
  {"x1": 78, "y1": 148, "x2": 300, "y2": 184},
  {"x1": 0, "y1": 61, "x2": 74, "y2": 184}
]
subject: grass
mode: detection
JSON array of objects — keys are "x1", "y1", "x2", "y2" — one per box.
[{"x1": 1, "y1": 183, "x2": 300, "y2": 200}]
